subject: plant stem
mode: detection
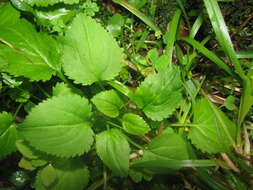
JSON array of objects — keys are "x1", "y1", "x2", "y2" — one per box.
[
  {"x1": 36, "y1": 84, "x2": 50, "y2": 98},
  {"x1": 13, "y1": 103, "x2": 24, "y2": 121},
  {"x1": 103, "y1": 165, "x2": 107, "y2": 190},
  {"x1": 124, "y1": 135, "x2": 144, "y2": 150}
]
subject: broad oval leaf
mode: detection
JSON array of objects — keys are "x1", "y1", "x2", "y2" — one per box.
[
  {"x1": 147, "y1": 133, "x2": 189, "y2": 160},
  {"x1": 122, "y1": 113, "x2": 150, "y2": 135},
  {"x1": 188, "y1": 98, "x2": 236, "y2": 153},
  {"x1": 91, "y1": 90, "x2": 124, "y2": 118},
  {"x1": 0, "y1": 112, "x2": 17, "y2": 158},
  {"x1": 0, "y1": 18, "x2": 60, "y2": 81},
  {"x1": 40, "y1": 164, "x2": 57, "y2": 187},
  {"x1": 18, "y1": 94, "x2": 94, "y2": 157},
  {"x1": 131, "y1": 66, "x2": 183, "y2": 121},
  {"x1": 131, "y1": 133, "x2": 189, "y2": 173},
  {"x1": 36, "y1": 159, "x2": 89, "y2": 190},
  {"x1": 96, "y1": 129, "x2": 130, "y2": 177},
  {"x1": 62, "y1": 14, "x2": 122, "y2": 85}
]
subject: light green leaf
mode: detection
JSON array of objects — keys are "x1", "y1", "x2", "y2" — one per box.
[
  {"x1": 131, "y1": 133, "x2": 189, "y2": 173},
  {"x1": 147, "y1": 133, "x2": 189, "y2": 160},
  {"x1": 224, "y1": 96, "x2": 235, "y2": 111},
  {"x1": 96, "y1": 129, "x2": 130, "y2": 177},
  {"x1": 0, "y1": 18, "x2": 60, "y2": 81},
  {"x1": 91, "y1": 90, "x2": 124, "y2": 118},
  {"x1": 16, "y1": 140, "x2": 39, "y2": 159},
  {"x1": 40, "y1": 164, "x2": 57, "y2": 187},
  {"x1": 18, "y1": 157, "x2": 36, "y2": 171},
  {"x1": 10, "y1": 0, "x2": 34, "y2": 12},
  {"x1": 122, "y1": 113, "x2": 150, "y2": 135},
  {"x1": 131, "y1": 66, "x2": 183, "y2": 121},
  {"x1": 36, "y1": 159, "x2": 89, "y2": 190},
  {"x1": 21, "y1": 0, "x2": 80, "y2": 7},
  {"x1": 52, "y1": 82, "x2": 74, "y2": 97},
  {"x1": 62, "y1": 14, "x2": 122, "y2": 85},
  {"x1": 0, "y1": 112, "x2": 17, "y2": 158},
  {"x1": 52, "y1": 82, "x2": 83, "y2": 97},
  {"x1": 154, "y1": 55, "x2": 169, "y2": 72},
  {"x1": 18, "y1": 94, "x2": 94, "y2": 158},
  {"x1": 0, "y1": 3, "x2": 20, "y2": 27},
  {"x1": 188, "y1": 98, "x2": 236, "y2": 153}
]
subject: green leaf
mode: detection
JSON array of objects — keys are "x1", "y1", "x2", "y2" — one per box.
[
  {"x1": 131, "y1": 133, "x2": 189, "y2": 173},
  {"x1": 122, "y1": 113, "x2": 150, "y2": 135},
  {"x1": 224, "y1": 96, "x2": 235, "y2": 111},
  {"x1": 16, "y1": 140, "x2": 39, "y2": 159},
  {"x1": 21, "y1": 0, "x2": 80, "y2": 7},
  {"x1": 62, "y1": 14, "x2": 122, "y2": 85},
  {"x1": 10, "y1": 0, "x2": 34, "y2": 12},
  {"x1": 165, "y1": 9, "x2": 181, "y2": 68},
  {"x1": 147, "y1": 133, "x2": 189, "y2": 160},
  {"x1": 18, "y1": 157, "x2": 36, "y2": 171},
  {"x1": 18, "y1": 94, "x2": 94, "y2": 157},
  {"x1": 179, "y1": 37, "x2": 235, "y2": 77},
  {"x1": 0, "y1": 18, "x2": 60, "y2": 81},
  {"x1": 188, "y1": 98, "x2": 236, "y2": 153},
  {"x1": 131, "y1": 66, "x2": 183, "y2": 121},
  {"x1": 202, "y1": 0, "x2": 245, "y2": 79},
  {"x1": 40, "y1": 164, "x2": 57, "y2": 187},
  {"x1": 36, "y1": 159, "x2": 89, "y2": 190},
  {"x1": 96, "y1": 129, "x2": 130, "y2": 177},
  {"x1": 92, "y1": 90, "x2": 124, "y2": 118},
  {"x1": 0, "y1": 3, "x2": 20, "y2": 27},
  {"x1": 52, "y1": 82, "x2": 74, "y2": 97},
  {"x1": 106, "y1": 13, "x2": 125, "y2": 38},
  {"x1": 0, "y1": 112, "x2": 17, "y2": 158}
]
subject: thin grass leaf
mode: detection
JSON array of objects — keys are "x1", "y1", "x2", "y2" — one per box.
[
  {"x1": 131, "y1": 159, "x2": 217, "y2": 169},
  {"x1": 202, "y1": 0, "x2": 245, "y2": 79},
  {"x1": 236, "y1": 51, "x2": 253, "y2": 59},
  {"x1": 189, "y1": 15, "x2": 204, "y2": 39},
  {"x1": 198, "y1": 168, "x2": 231, "y2": 190},
  {"x1": 179, "y1": 37, "x2": 236, "y2": 78},
  {"x1": 165, "y1": 9, "x2": 181, "y2": 67}
]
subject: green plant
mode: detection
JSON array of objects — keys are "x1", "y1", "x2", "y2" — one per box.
[{"x1": 0, "y1": 0, "x2": 253, "y2": 189}]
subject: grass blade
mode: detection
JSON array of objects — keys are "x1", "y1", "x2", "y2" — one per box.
[
  {"x1": 179, "y1": 37, "x2": 236, "y2": 78},
  {"x1": 132, "y1": 159, "x2": 217, "y2": 169},
  {"x1": 202, "y1": 0, "x2": 245, "y2": 79},
  {"x1": 189, "y1": 15, "x2": 204, "y2": 39},
  {"x1": 165, "y1": 9, "x2": 182, "y2": 67}
]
